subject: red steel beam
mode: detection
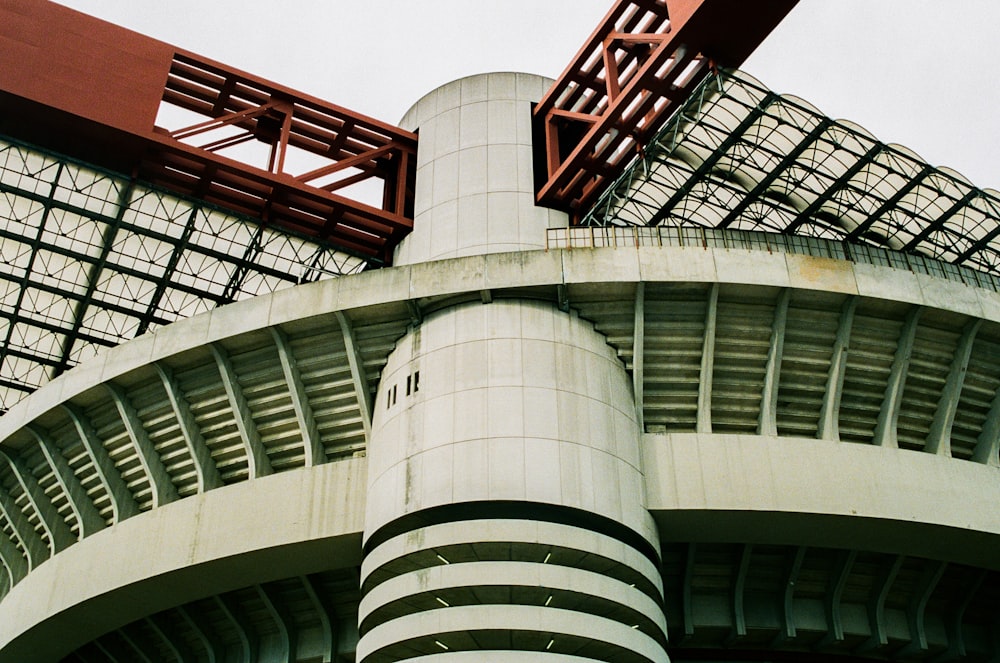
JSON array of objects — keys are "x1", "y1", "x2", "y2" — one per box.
[
  {"x1": 0, "y1": 0, "x2": 416, "y2": 264},
  {"x1": 534, "y1": 0, "x2": 798, "y2": 222}
]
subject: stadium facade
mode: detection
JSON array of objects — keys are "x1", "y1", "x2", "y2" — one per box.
[{"x1": 0, "y1": 1, "x2": 999, "y2": 662}]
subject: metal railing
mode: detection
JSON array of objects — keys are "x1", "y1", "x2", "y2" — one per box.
[{"x1": 546, "y1": 225, "x2": 1000, "y2": 292}]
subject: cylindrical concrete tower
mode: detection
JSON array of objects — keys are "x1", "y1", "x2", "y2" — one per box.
[
  {"x1": 393, "y1": 72, "x2": 567, "y2": 265},
  {"x1": 357, "y1": 73, "x2": 670, "y2": 662}
]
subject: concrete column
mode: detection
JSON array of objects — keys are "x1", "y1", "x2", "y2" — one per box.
[
  {"x1": 360, "y1": 73, "x2": 666, "y2": 662},
  {"x1": 393, "y1": 72, "x2": 568, "y2": 265},
  {"x1": 360, "y1": 300, "x2": 666, "y2": 662}
]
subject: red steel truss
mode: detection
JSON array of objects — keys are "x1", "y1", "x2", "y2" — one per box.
[
  {"x1": 148, "y1": 51, "x2": 416, "y2": 262},
  {"x1": 0, "y1": 0, "x2": 415, "y2": 264},
  {"x1": 533, "y1": 0, "x2": 798, "y2": 221}
]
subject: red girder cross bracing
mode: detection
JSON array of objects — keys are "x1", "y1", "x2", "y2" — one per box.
[
  {"x1": 147, "y1": 51, "x2": 417, "y2": 263},
  {"x1": 534, "y1": 0, "x2": 798, "y2": 222},
  {"x1": 0, "y1": 0, "x2": 416, "y2": 265}
]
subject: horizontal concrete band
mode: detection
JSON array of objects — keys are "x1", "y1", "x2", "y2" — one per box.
[
  {"x1": 358, "y1": 560, "x2": 667, "y2": 639},
  {"x1": 646, "y1": 433, "x2": 1000, "y2": 569},
  {"x1": 0, "y1": 461, "x2": 366, "y2": 663},
  {"x1": 6, "y1": 244, "x2": 997, "y2": 449},
  {"x1": 403, "y1": 654, "x2": 608, "y2": 662},
  {"x1": 356, "y1": 605, "x2": 668, "y2": 663},
  {"x1": 363, "y1": 500, "x2": 660, "y2": 565},
  {"x1": 364, "y1": 434, "x2": 654, "y2": 546},
  {"x1": 360, "y1": 517, "x2": 663, "y2": 601}
]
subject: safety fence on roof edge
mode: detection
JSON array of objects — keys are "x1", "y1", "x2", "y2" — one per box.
[{"x1": 545, "y1": 225, "x2": 1000, "y2": 293}]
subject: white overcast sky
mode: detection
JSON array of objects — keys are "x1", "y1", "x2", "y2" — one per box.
[{"x1": 53, "y1": 0, "x2": 1000, "y2": 189}]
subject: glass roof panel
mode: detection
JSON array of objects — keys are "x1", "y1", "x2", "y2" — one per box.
[
  {"x1": 0, "y1": 136, "x2": 368, "y2": 414},
  {"x1": 586, "y1": 69, "x2": 1000, "y2": 277}
]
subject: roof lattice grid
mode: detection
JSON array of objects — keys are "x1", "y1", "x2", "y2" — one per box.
[
  {"x1": 584, "y1": 69, "x2": 1000, "y2": 276},
  {"x1": 533, "y1": 0, "x2": 797, "y2": 220},
  {"x1": 0, "y1": 137, "x2": 366, "y2": 414}
]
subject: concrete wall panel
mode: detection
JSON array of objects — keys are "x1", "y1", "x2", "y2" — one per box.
[
  {"x1": 0, "y1": 460, "x2": 366, "y2": 662},
  {"x1": 645, "y1": 432, "x2": 1000, "y2": 569}
]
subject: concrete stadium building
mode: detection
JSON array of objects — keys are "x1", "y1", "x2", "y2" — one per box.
[{"x1": 0, "y1": 1, "x2": 999, "y2": 661}]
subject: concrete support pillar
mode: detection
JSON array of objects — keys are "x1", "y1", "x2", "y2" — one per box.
[
  {"x1": 359, "y1": 73, "x2": 666, "y2": 662},
  {"x1": 359, "y1": 300, "x2": 667, "y2": 662},
  {"x1": 393, "y1": 72, "x2": 568, "y2": 265}
]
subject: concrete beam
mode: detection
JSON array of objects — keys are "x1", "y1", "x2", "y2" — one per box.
[
  {"x1": 270, "y1": 327, "x2": 325, "y2": 467},
  {"x1": 758, "y1": 288, "x2": 790, "y2": 436},
  {"x1": 106, "y1": 383, "x2": 178, "y2": 509},
  {"x1": 817, "y1": 297, "x2": 856, "y2": 441},
  {"x1": 726, "y1": 543, "x2": 752, "y2": 644},
  {"x1": 257, "y1": 583, "x2": 296, "y2": 663},
  {"x1": 973, "y1": 381, "x2": 1000, "y2": 467},
  {"x1": 117, "y1": 626, "x2": 157, "y2": 663},
  {"x1": 696, "y1": 284, "x2": 719, "y2": 434},
  {"x1": 645, "y1": 433, "x2": 1000, "y2": 570},
  {"x1": 210, "y1": 343, "x2": 273, "y2": 479},
  {"x1": 0, "y1": 486, "x2": 46, "y2": 575},
  {"x1": 857, "y1": 555, "x2": 904, "y2": 653},
  {"x1": 301, "y1": 574, "x2": 337, "y2": 663},
  {"x1": 818, "y1": 549, "x2": 857, "y2": 647},
  {"x1": 215, "y1": 594, "x2": 253, "y2": 663},
  {"x1": 899, "y1": 560, "x2": 947, "y2": 656},
  {"x1": 681, "y1": 542, "x2": 696, "y2": 642},
  {"x1": 154, "y1": 363, "x2": 222, "y2": 493},
  {"x1": 144, "y1": 615, "x2": 192, "y2": 663},
  {"x1": 632, "y1": 282, "x2": 645, "y2": 430},
  {"x1": 776, "y1": 546, "x2": 806, "y2": 642},
  {"x1": 178, "y1": 604, "x2": 222, "y2": 663},
  {"x1": 62, "y1": 404, "x2": 139, "y2": 524},
  {"x1": 0, "y1": 528, "x2": 27, "y2": 585},
  {"x1": 0, "y1": 450, "x2": 73, "y2": 554},
  {"x1": 926, "y1": 320, "x2": 981, "y2": 456},
  {"x1": 0, "y1": 460, "x2": 366, "y2": 663},
  {"x1": 873, "y1": 307, "x2": 922, "y2": 448},
  {"x1": 27, "y1": 425, "x2": 105, "y2": 538},
  {"x1": 940, "y1": 568, "x2": 986, "y2": 661},
  {"x1": 335, "y1": 311, "x2": 373, "y2": 443}
]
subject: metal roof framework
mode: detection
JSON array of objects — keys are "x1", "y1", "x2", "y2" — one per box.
[
  {"x1": 143, "y1": 49, "x2": 417, "y2": 262},
  {"x1": 0, "y1": 0, "x2": 417, "y2": 265},
  {"x1": 584, "y1": 69, "x2": 1000, "y2": 276},
  {"x1": 533, "y1": 0, "x2": 798, "y2": 221},
  {"x1": 0, "y1": 137, "x2": 364, "y2": 413}
]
